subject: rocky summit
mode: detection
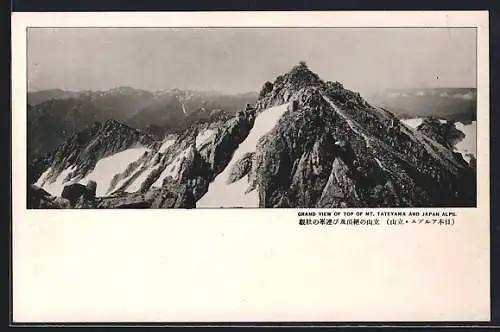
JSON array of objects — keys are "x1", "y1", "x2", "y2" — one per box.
[{"x1": 28, "y1": 63, "x2": 476, "y2": 209}]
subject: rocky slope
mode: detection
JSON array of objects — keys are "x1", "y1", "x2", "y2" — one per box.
[
  {"x1": 28, "y1": 63, "x2": 476, "y2": 209},
  {"x1": 415, "y1": 118, "x2": 466, "y2": 150},
  {"x1": 29, "y1": 119, "x2": 156, "y2": 188},
  {"x1": 29, "y1": 104, "x2": 256, "y2": 208},
  {"x1": 27, "y1": 98, "x2": 113, "y2": 161}
]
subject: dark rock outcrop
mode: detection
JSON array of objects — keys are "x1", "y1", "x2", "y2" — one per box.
[
  {"x1": 416, "y1": 118, "x2": 466, "y2": 150},
  {"x1": 227, "y1": 152, "x2": 254, "y2": 184},
  {"x1": 205, "y1": 109, "x2": 255, "y2": 179},
  {"x1": 96, "y1": 192, "x2": 151, "y2": 209},
  {"x1": 61, "y1": 183, "x2": 88, "y2": 206},
  {"x1": 28, "y1": 185, "x2": 71, "y2": 209},
  {"x1": 244, "y1": 64, "x2": 476, "y2": 208},
  {"x1": 86, "y1": 180, "x2": 97, "y2": 198}
]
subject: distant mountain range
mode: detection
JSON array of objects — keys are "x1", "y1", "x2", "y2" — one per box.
[
  {"x1": 27, "y1": 87, "x2": 258, "y2": 161},
  {"x1": 28, "y1": 64, "x2": 476, "y2": 209},
  {"x1": 366, "y1": 87, "x2": 476, "y2": 124}
]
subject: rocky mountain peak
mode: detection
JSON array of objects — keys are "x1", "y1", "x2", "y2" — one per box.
[
  {"x1": 282, "y1": 62, "x2": 323, "y2": 89},
  {"x1": 258, "y1": 63, "x2": 322, "y2": 102},
  {"x1": 102, "y1": 118, "x2": 134, "y2": 131},
  {"x1": 256, "y1": 63, "x2": 364, "y2": 113}
]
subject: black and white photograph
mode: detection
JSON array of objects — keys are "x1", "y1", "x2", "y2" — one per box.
[
  {"x1": 12, "y1": 11, "x2": 491, "y2": 324},
  {"x1": 26, "y1": 27, "x2": 478, "y2": 209}
]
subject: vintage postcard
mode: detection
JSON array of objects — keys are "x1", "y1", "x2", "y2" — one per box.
[{"x1": 11, "y1": 11, "x2": 490, "y2": 323}]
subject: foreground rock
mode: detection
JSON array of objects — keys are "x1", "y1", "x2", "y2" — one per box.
[{"x1": 28, "y1": 185, "x2": 71, "y2": 209}]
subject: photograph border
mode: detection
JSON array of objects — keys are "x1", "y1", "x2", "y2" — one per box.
[{"x1": 25, "y1": 26, "x2": 479, "y2": 210}]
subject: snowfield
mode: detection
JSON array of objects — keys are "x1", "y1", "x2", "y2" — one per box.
[
  {"x1": 125, "y1": 162, "x2": 154, "y2": 193},
  {"x1": 455, "y1": 121, "x2": 477, "y2": 163},
  {"x1": 195, "y1": 129, "x2": 216, "y2": 149},
  {"x1": 197, "y1": 103, "x2": 290, "y2": 208},
  {"x1": 401, "y1": 118, "x2": 446, "y2": 128},
  {"x1": 78, "y1": 147, "x2": 149, "y2": 196},
  {"x1": 159, "y1": 138, "x2": 176, "y2": 153},
  {"x1": 35, "y1": 166, "x2": 77, "y2": 196},
  {"x1": 401, "y1": 118, "x2": 424, "y2": 129},
  {"x1": 125, "y1": 138, "x2": 177, "y2": 193}
]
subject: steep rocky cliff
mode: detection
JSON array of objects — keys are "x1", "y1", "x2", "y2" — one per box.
[{"x1": 208, "y1": 63, "x2": 475, "y2": 208}]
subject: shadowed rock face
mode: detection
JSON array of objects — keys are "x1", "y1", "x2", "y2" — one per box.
[
  {"x1": 416, "y1": 118, "x2": 466, "y2": 150},
  {"x1": 28, "y1": 185, "x2": 71, "y2": 209},
  {"x1": 28, "y1": 63, "x2": 476, "y2": 209},
  {"x1": 246, "y1": 64, "x2": 476, "y2": 208},
  {"x1": 61, "y1": 183, "x2": 88, "y2": 206}
]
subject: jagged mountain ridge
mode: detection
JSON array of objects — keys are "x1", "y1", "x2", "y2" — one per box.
[
  {"x1": 227, "y1": 64, "x2": 475, "y2": 208},
  {"x1": 28, "y1": 64, "x2": 476, "y2": 208},
  {"x1": 30, "y1": 120, "x2": 157, "y2": 188},
  {"x1": 29, "y1": 105, "x2": 256, "y2": 205},
  {"x1": 27, "y1": 87, "x2": 258, "y2": 160}
]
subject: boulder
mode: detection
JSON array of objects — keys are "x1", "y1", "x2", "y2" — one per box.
[
  {"x1": 61, "y1": 183, "x2": 89, "y2": 206},
  {"x1": 96, "y1": 192, "x2": 151, "y2": 209},
  {"x1": 86, "y1": 180, "x2": 97, "y2": 198},
  {"x1": 54, "y1": 197, "x2": 72, "y2": 208},
  {"x1": 28, "y1": 184, "x2": 55, "y2": 209}
]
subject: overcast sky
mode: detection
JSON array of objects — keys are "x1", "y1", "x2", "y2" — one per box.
[{"x1": 27, "y1": 27, "x2": 476, "y2": 96}]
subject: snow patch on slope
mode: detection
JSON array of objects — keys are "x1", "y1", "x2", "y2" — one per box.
[
  {"x1": 152, "y1": 148, "x2": 192, "y2": 188},
  {"x1": 195, "y1": 129, "x2": 216, "y2": 149},
  {"x1": 36, "y1": 166, "x2": 77, "y2": 196},
  {"x1": 401, "y1": 118, "x2": 447, "y2": 127},
  {"x1": 79, "y1": 147, "x2": 149, "y2": 196},
  {"x1": 197, "y1": 103, "x2": 290, "y2": 208},
  {"x1": 455, "y1": 121, "x2": 477, "y2": 163},
  {"x1": 125, "y1": 139, "x2": 176, "y2": 192},
  {"x1": 159, "y1": 139, "x2": 176, "y2": 153},
  {"x1": 125, "y1": 164, "x2": 154, "y2": 193},
  {"x1": 35, "y1": 167, "x2": 52, "y2": 188},
  {"x1": 401, "y1": 118, "x2": 424, "y2": 129}
]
